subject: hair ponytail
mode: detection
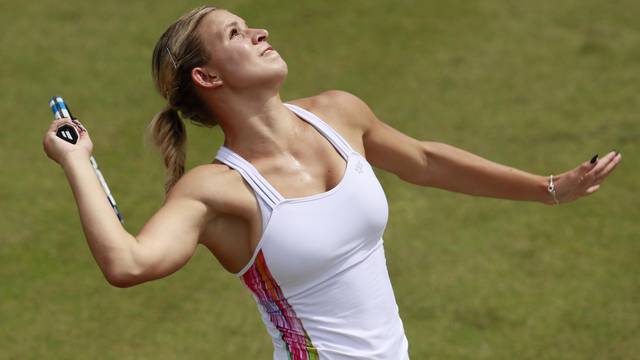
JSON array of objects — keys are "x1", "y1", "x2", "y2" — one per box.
[
  {"x1": 147, "y1": 106, "x2": 186, "y2": 194},
  {"x1": 148, "y1": 6, "x2": 219, "y2": 196}
]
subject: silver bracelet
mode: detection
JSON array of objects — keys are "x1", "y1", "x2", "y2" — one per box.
[{"x1": 547, "y1": 175, "x2": 560, "y2": 205}]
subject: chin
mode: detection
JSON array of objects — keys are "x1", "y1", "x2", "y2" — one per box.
[
  {"x1": 228, "y1": 59, "x2": 289, "y2": 91},
  {"x1": 273, "y1": 61, "x2": 288, "y2": 84},
  {"x1": 254, "y1": 61, "x2": 288, "y2": 89}
]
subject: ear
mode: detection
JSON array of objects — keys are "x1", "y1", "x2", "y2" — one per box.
[{"x1": 191, "y1": 67, "x2": 223, "y2": 89}]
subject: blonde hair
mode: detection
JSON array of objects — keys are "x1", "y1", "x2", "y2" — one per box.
[{"x1": 147, "y1": 6, "x2": 219, "y2": 194}]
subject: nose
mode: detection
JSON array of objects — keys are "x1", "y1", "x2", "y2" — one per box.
[{"x1": 252, "y1": 28, "x2": 269, "y2": 44}]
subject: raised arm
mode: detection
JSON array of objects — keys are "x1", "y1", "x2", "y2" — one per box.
[
  {"x1": 324, "y1": 90, "x2": 622, "y2": 205},
  {"x1": 44, "y1": 118, "x2": 217, "y2": 287},
  {"x1": 68, "y1": 160, "x2": 212, "y2": 287}
]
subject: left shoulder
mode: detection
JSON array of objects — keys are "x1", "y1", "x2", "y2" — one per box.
[
  {"x1": 287, "y1": 90, "x2": 374, "y2": 134},
  {"x1": 290, "y1": 91, "x2": 428, "y2": 185}
]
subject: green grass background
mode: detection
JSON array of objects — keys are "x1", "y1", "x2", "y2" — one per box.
[{"x1": 1, "y1": 0, "x2": 638, "y2": 358}]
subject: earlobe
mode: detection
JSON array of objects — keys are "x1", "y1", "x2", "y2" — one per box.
[{"x1": 191, "y1": 67, "x2": 223, "y2": 89}]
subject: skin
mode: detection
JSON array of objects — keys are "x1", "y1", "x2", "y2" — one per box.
[{"x1": 43, "y1": 9, "x2": 622, "y2": 287}]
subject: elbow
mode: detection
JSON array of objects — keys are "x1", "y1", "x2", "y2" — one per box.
[
  {"x1": 104, "y1": 271, "x2": 136, "y2": 288},
  {"x1": 100, "y1": 237, "x2": 147, "y2": 288},
  {"x1": 105, "y1": 275, "x2": 137, "y2": 288},
  {"x1": 103, "y1": 266, "x2": 143, "y2": 288}
]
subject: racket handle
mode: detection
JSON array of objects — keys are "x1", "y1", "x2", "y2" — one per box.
[
  {"x1": 50, "y1": 96, "x2": 80, "y2": 144},
  {"x1": 56, "y1": 124, "x2": 79, "y2": 144}
]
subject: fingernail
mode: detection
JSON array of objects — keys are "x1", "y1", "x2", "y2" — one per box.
[{"x1": 590, "y1": 154, "x2": 598, "y2": 164}]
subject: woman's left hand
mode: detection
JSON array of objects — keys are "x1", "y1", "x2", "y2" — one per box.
[{"x1": 551, "y1": 150, "x2": 623, "y2": 205}]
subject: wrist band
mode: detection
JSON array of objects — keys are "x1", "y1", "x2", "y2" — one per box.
[{"x1": 547, "y1": 175, "x2": 560, "y2": 205}]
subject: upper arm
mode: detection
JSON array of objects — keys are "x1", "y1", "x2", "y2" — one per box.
[
  {"x1": 321, "y1": 90, "x2": 428, "y2": 185},
  {"x1": 116, "y1": 166, "x2": 223, "y2": 287}
]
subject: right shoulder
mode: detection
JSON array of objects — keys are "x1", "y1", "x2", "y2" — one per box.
[{"x1": 168, "y1": 163, "x2": 253, "y2": 218}]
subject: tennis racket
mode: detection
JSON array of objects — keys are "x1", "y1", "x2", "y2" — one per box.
[{"x1": 49, "y1": 96, "x2": 125, "y2": 224}]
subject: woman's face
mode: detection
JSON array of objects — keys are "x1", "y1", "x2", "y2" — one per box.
[{"x1": 197, "y1": 10, "x2": 288, "y2": 91}]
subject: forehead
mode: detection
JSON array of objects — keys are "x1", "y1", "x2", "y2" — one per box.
[{"x1": 200, "y1": 10, "x2": 247, "y2": 35}]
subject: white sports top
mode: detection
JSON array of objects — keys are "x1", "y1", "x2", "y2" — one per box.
[{"x1": 214, "y1": 103, "x2": 409, "y2": 360}]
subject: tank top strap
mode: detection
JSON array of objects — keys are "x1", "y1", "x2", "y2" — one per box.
[
  {"x1": 284, "y1": 103, "x2": 355, "y2": 159},
  {"x1": 214, "y1": 146, "x2": 285, "y2": 210}
]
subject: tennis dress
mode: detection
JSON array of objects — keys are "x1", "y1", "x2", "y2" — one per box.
[{"x1": 214, "y1": 103, "x2": 409, "y2": 360}]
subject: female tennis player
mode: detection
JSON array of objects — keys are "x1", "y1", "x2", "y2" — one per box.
[{"x1": 43, "y1": 6, "x2": 622, "y2": 359}]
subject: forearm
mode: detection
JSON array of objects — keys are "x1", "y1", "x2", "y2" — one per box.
[
  {"x1": 61, "y1": 153, "x2": 137, "y2": 280},
  {"x1": 421, "y1": 141, "x2": 550, "y2": 203}
]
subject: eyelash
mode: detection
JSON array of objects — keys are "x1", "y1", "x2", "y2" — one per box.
[{"x1": 230, "y1": 28, "x2": 241, "y2": 39}]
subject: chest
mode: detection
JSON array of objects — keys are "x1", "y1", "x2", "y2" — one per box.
[
  {"x1": 250, "y1": 154, "x2": 389, "y2": 292},
  {"x1": 255, "y1": 119, "x2": 365, "y2": 200},
  {"x1": 202, "y1": 115, "x2": 368, "y2": 274}
]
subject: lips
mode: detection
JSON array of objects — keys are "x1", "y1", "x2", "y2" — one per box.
[{"x1": 260, "y1": 46, "x2": 273, "y2": 56}]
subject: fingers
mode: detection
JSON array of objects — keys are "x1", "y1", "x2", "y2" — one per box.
[
  {"x1": 580, "y1": 155, "x2": 599, "y2": 172},
  {"x1": 582, "y1": 151, "x2": 622, "y2": 196},
  {"x1": 598, "y1": 154, "x2": 622, "y2": 179},
  {"x1": 49, "y1": 117, "x2": 66, "y2": 131},
  {"x1": 586, "y1": 184, "x2": 600, "y2": 194},
  {"x1": 49, "y1": 117, "x2": 87, "y2": 135},
  {"x1": 585, "y1": 151, "x2": 618, "y2": 180},
  {"x1": 71, "y1": 119, "x2": 87, "y2": 133},
  {"x1": 594, "y1": 152, "x2": 622, "y2": 183}
]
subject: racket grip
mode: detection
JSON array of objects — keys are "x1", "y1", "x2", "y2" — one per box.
[
  {"x1": 56, "y1": 124, "x2": 79, "y2": 144},
  {"x1": 50, "y1": 96, "x2": 79, "y2": 144}
]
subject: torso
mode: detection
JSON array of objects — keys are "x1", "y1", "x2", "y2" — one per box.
[{"x1": 199, "y1": 94, "x2": 368, "y2": 273}]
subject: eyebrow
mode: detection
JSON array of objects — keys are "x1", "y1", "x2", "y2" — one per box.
[{"x1": 223, "y1": 20, "x2": 247, "y2": 33}]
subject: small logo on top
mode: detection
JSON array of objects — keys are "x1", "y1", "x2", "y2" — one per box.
[{"x1": 355, "y1": 161, "x2": 364, "y2": 174}]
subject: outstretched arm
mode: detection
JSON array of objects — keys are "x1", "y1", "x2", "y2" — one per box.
[
  {"x1": 327, "y1": 90, "x2": 622, "y2": 205},
  {"x1": 406, "y1": 140, "x2": 552, "y2": 203},
  {"x1": 399, "y1": 141, "x2": 620, "y2": 205}
]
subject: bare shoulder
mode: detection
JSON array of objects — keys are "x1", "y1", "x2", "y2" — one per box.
[
  {"x1": 169, "y1": 163, "x2": 253, "y2": 218},
  {"x1": 287, "y1": 90, "x2": 374, "y2": 134},
  {"x1": 287, "y1": 90, "x2": 376, "y2": 157}
]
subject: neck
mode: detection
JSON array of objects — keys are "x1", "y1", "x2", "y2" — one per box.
[{"x1": 209, "y1": 89, "x2": 302, "y2": 161}]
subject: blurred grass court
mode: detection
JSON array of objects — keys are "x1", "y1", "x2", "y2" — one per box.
[{"x1": 1, "y1": 0, "x2": 638, "y2": 358}]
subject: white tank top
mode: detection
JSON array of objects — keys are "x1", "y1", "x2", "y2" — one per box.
[{"x1": 214, "y1": 103, "x2": 409, "y2": 360}]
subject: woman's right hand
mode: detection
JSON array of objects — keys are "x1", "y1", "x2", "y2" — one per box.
[{"x1": 43, "y1": 118, "x2": 93, "y2": 166}]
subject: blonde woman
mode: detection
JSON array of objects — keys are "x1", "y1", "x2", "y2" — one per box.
[{"x1": 43, "y1": 6, "x2": 622, "y2": 359}]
